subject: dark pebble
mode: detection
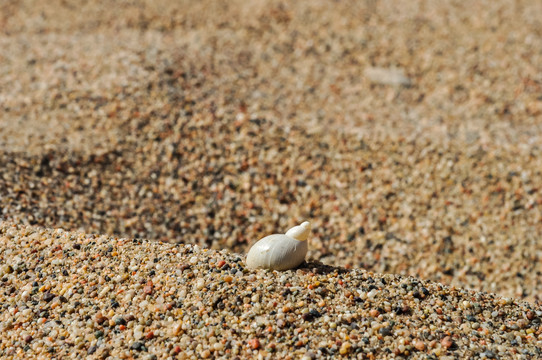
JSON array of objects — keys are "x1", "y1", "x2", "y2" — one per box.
[
  {"x1": 483, "y1": 350, "x2": 496, "y2": 359},
  {"x1": 131, "y1": 341, "x2": 145, "y2": 351},
  {"x1": 379, "y1": 327, "x2": 392, "y2": 336},
  {"x1": 309, "y1": 309, "x2": 321, "y2": 318},
  {"x1": 421, "y1": 287, "x2": 430, "y2": 296},
  {"x1": 42, "y1": 292, "x2": 55, "y2": 302}
]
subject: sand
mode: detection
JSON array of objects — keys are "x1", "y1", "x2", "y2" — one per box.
[{"x1": 2, "y1": 0, "x2": 542, "y2": 358}]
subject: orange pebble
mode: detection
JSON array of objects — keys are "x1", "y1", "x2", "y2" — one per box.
[{"x1": 248, "y1": 338, "x2": 260, "y2": 350}]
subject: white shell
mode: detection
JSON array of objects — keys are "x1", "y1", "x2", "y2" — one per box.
[{"x1": 246, "y1": 221, "x2": 310, "y2": 271}]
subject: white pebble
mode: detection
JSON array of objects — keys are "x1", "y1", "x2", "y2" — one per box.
[{"x1": 195, "y1": 279, "x2": 205, "y2": 290}]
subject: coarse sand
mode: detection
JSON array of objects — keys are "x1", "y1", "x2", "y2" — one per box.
[
  {"x1": 1, "y1": 222, "x2": 542, "y2": 359},
  {"x1": 2, "y1": 0, "x2": 542, "y2": 358}
]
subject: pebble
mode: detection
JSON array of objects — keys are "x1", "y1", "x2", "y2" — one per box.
[
  {"x1": 143, "y1": 281, "x2": 154, "y2": 295},
  {"x1": 248, "y1": 338, "x2": 261, "y2": 350},
  {"x1": 441, "y1": 336, "x2": 453, "y2": 349},
  {"x1": 200, "y1": 349, "x2": 211, "y2": 358},
  {"x1": 131, "y1": 342, "x2": 144, "y2": 351},
  {"x1": 414, "y1": 340, "x2": 425, "y2": 351},
  {"x1": 339, "y1": 341, "x2": 352, "y2": 355},
  {"x1": 364, "y1": 67, "x2": 412, "y2": 86},
  {"x1": 42, "y1": 292, "x2": 55, "y2": 302}
]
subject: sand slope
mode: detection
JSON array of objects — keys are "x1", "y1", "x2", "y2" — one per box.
[{"x1": 1, "y1": 222, "x2": 542, "y2": 359}]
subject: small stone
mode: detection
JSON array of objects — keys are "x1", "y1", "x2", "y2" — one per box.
[
  {"x1": 171, "y1": 322, "x2": 182, "y2": 336},
  {"x1": 483, "y1": 350, "x2": 496, "y2": 359},
  {"x1": 143, "y1": 281, "x2": 153, "y2": 295},
  {"x1": 1, "y1": 265, "x2": 13, "y2": 274},
  {"x1": 94, "y1": 312, "x2": 107, "y2": 325},
  {"x1": 414, "y1": 341, "x2": 425, "y2": 351},
  {"x1": 379, "y1": 327, "x2": 392, "y2": 336},
  {"x1": 364, "y1": 67, "x2": 412, "y2": 86},
  {"x1": 302, "y1": 309, "x2": 321, "y2": 321},
  {"x1": 130, "y1": 342, "x2": 144, "y2": 351},
  {"x1": 339, "y1": 341, "x2": 352, "y2": 355},
  {"x1": 42, "y1": 292, "x2": 54, "y2": 302},
  {"x1": 517, "y1": 319, "x2": 528, "y2": 328},
  {"x1": 441, "y1": 336, "x2": 453, "y2": 349},
  {"x1": 248, "y1": 338, "x2": 260, "y2": 350},
  {"x1": 196, "y1": 279, "x2": 205, "y2": 290}
]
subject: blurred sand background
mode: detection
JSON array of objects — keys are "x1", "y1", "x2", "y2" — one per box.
[{"x1": 2, "y1": 0, "x2": 542, "y2": 301}]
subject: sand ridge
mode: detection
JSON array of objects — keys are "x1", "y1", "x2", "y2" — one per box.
[{"x1": 1, "y1": 222, "x2": 542, "y2": 359}]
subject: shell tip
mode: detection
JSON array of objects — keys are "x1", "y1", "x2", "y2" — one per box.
[{"x1": 285, "y1": 221, "x2": 311, "y2": 241}]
